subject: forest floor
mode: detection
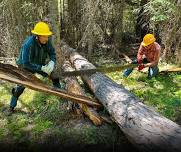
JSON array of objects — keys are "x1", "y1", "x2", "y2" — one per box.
[{"x1": 0, "y1": 47, "x2": 180, "y2": 152}]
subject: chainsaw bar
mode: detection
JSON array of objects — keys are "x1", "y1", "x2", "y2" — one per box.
[{"x1": 62, "y1": 64, "x2": 138, "y2": 76}]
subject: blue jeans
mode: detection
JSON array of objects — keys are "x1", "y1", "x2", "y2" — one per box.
[
  {"x1": 10, "y1": 69, "x2": 62, "y2": 109},
  {"x1": 123, "y1": 59, "x2": 159, "y2": 79}
]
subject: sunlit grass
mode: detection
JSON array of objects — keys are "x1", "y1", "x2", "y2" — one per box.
[
  {"x1": 0, "y1": 79, "x2": 122, "y2": 146},
  {"x1": 107, "y1": 64, "x2": 181, "y2": 121}
]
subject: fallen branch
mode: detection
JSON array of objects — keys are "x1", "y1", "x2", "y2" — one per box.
[
  {"x1": 0, "y1": 63, "x2": 101, "y2": 108},
  {"x1": 63, "y1": 61, "x2": 103, "y2": 125},
  {"x1": 160, "y1": 67, "x2": 181, "y2": 73}
]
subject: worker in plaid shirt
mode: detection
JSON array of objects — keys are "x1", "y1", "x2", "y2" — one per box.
[{"x1": 123, "y1": 33, "x2": 161, "y2": 79}]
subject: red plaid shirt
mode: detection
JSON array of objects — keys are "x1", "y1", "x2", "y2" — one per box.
[{"x1": 137, "y1": 42, "x2": 161, "y2": 66}]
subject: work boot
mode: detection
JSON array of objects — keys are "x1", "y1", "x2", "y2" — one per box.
[
  {"x1": 8, "y1": 107, "x2": 15, "y2": 116},
  {"x1": 72, "y1": 103, "x2": 81, "y2": 114},
  {"x1": 2, "y1": 107, "x2": 14, "y2": 116}
]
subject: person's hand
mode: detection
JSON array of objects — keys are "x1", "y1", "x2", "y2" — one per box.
[
  {"x1": 41, "y1": 61, "x2": 55, "y2": 75},
  {"x1": 41, "y1": 65, "x2": 50, "y2": 75},
  {"x1": 46, "y1": 60, "x2": 55, "y2": 74},
  {"x1": 138, "y1": 64, "x2": 145, "y2": 71}
]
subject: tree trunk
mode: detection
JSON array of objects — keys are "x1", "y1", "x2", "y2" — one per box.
[
  {"x1": 87, "y1": 35, "x2": 93, "y2": 58},
  {"x1": 48, "y1": 0, "x2": 63, "y2": 76},
  {"x1": 6, "y1": 0, "x2": 23, "y2": 57},
  {"x1": 61, "y1": 42, "x2": 181, "y2": 152},
  {"x1": 135, "y1": 0, "x2": 149, "y2": 40},
  {"x1": 113, "y1": 0, "x2": 124, "y2": 55},
  {"x1": 62, "y1": 61, "x2": 103, "y2": 126}
]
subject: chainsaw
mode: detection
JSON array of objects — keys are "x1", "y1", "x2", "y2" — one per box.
[{"x1": 62, "y1": 64, "x2": 138, "y2": 77}]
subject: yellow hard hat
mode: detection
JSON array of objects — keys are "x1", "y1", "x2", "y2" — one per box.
[
  {"x1": 141, "y1": 34, "x2": 156, "y2": 46},
  {"x1": 31, "y1": 22, "x2": 52, "y2": 36}
]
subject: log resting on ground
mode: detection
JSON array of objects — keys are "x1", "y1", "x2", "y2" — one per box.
[
  {"x1": 160, "y1": 67, "x2": 181, "y2": 74},
  {"x1": 60, "y1": 42, "x2": 181, "y2": 152},
  {"x1": 63, "y1": 61, "x2": 103, "y2": 126}
]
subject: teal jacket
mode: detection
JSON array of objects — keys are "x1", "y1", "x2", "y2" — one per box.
[{"x1": 16, "y1": 36, "x2": 56, "y2": 73}]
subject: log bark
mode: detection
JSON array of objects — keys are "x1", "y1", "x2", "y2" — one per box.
[
  {"x1": 61, "y1": 43, "x2": 181, "y2": 152},
  {"x1": 63, "y1": 61, "x2": 103, "y2": 126},
  {"x1": 160, "y1": 68, "x2": 181, "y2": 73},
  {"x1": 0, "y1": 63, "x2": 101, "y2": 108}
]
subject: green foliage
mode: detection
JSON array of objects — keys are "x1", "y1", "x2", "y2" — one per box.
[
  {"x1": 123, "y1": 4, "x2": 137, "y2": 33},
  {"x1": 151, "y1": 14, "x2": 168, "y2": 22},
  {"x1": 32, "y1": 118, "x2": 54, "y2": 135},
  {"x1": 145, "y1": 0, "x2": 176, "y2": 23}
]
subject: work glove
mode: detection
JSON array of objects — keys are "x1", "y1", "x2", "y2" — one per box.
[
  {"x1": 41, "y1": 65, "x2": 50, "y2": 75},
  {"x1": 41, "y1": 60, "x2": 55, "y2": 75},
  {"x1": 46, "y1": 60, "x2": 55, "y2": 74},
  {"x1": 138, "y1": 64, "x2": 145, "y2": 71}
]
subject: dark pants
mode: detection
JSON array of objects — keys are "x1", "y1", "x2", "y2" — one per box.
[
  {"x1": 123, "y1": 58, "x2": 159, "y2": 79},
  {"x1": 10, "y1": 68, "x2": 62, "y2": 109}
]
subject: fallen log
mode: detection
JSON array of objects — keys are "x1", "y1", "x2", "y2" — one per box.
[
  {"x1": 160, "y1": 67, "x2": 181, "y2": 73},
  {"x1": 120, "y1": 53, "x2": 132, "y2": 63},
  {"x1": 139, "y1": 67, "x2": 181, "y2": 75},
  {"x1": 63, "y1": 61, "x2": 103, "y2": 126},
  {"x1": 0, "y1": 63, "x2": 101, "y2": 108},
  {"x1": 61, "y1": 42, "x2": 181, "y2": 152}
]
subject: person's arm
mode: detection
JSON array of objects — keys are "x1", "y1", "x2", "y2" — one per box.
[
  {"x1": 137, "y1": 45, "x2": 144, "y2": 63},
  {"x1": 145, "y1": 44, "x2": 161, "y2": 67},
  {"x1": 20, "y1": 44, "x2": 42, "y2": 72},
  {"x1": 47, "y1": 39, "x2": 56, "y2": 64}
]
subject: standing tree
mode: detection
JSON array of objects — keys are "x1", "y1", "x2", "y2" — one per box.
[
  {"x1": 1, "y1": 0, "x2": 23, "y2": 57},
  {"x1": 112, "y1": 0, "x2": 124, "y2": 55},
  {"x1": 0, "y1": 0, "x2": 49, "y2": 58},
  {"x1": 48, "y1": 0, "x2": 63, "y2": 75},
  {"x1": 135, "y1": 0, "x2": 149, "y2": 41}
]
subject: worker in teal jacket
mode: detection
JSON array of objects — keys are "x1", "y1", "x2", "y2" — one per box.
[{"x1": 9, "y1": 22, "x2": 63, "y2": 114}]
